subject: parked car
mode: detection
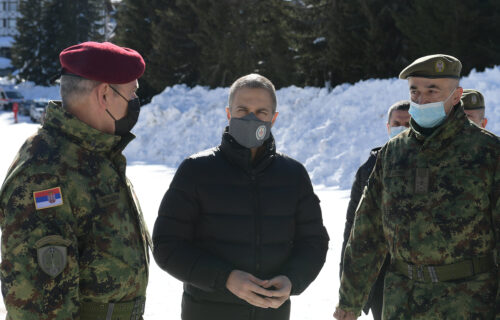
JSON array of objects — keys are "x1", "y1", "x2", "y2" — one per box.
[
  {"x1": 29, "y1": 100, "x2": 48, "y2": 123},
  {"x1": 0, "y1": 89, "x2": 28, "y2": 114}
]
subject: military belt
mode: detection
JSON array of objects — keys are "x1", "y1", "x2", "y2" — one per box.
[
  {"x1": 79, "y1": 296, "x2": 145, "y2": 320},
  {"x1": 393, "y1": 256, "x2": 496, "y2": 283}
]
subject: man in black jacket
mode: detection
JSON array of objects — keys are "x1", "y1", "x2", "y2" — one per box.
[
  {"x1": 153, "y1": 73, "x2": 329, "y2": 320},
  {"x1": 339, "y1": 100, "x2": 410, "y2": 320}
]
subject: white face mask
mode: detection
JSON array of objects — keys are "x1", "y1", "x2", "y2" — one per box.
[
  {"x1": 388, "y1": 126, "x2": 407, "y2": 139},
  {"x1": 409, "y1": 88, "x2": 456, "y2": 128}
]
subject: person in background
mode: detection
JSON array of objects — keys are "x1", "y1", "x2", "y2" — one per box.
[
  {"x1": 461, "y1": 89, "x2": 487, "y2": 128},
  {"x1": 12, "y1": 101, "x2": 18, "y2": 123},
  {"x1": 339, "y1": 100, "x2": 410, "y2": 320}
]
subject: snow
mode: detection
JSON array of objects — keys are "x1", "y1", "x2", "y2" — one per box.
[
  {"x1": 127, "y1": 66, "x2": 500, "y2": 189},
  {"x1": 0, "y1": 78, "x2": 60, "y2": 100},
  {"x1": 1, "y1": 65, "x2": 500, "y2": 318},
  {"x1": 0, "y1": 57, "x2": 11, "y2": 69},
  {"x1": 0, "y1": 36, "x2": 13, "y2": 48}
]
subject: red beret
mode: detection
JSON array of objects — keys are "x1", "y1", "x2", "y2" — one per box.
[{"x1": 59, "y1": 41, "x2": 145, "y2": 84}]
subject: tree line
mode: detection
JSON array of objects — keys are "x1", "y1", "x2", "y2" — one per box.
[{"x1": 12, "y1": 0, "x2": 500, "y2": 102}]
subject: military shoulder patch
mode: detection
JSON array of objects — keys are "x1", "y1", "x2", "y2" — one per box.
[
  {"x1": 37, "y1": 245, "x2": 67, "y2": 277},
  {"x1": 36, "y1": 235, "x2": 71, "y2": 277},
  {"x1": 33, "y1": 187, "x2": 63, "y2": 210}
]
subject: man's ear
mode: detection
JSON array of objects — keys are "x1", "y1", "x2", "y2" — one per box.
[
  {"x1": 386, "y1": 123, "x2": 391, "y2": 135},
  {"x1": 96, "y1": 83, "x2": 110, "y2": 111},
  {"x1": 226, "y1": 107, "x2": 231, "y2": 121},
  {"x1": 271, "y1": 112, "x2": 279, "y2": 127},
  {"x1": 453, "y1": 86, "x2": 463, "y2": 105},
  {"x1": 482, "y1": 117, "x2": 488, "y2": 128}
]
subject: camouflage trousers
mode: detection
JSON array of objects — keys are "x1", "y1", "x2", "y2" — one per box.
[{"x1": 382, "y1": 270, "x2": 497, "y2": 319}]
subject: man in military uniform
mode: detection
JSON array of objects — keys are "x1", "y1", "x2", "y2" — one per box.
[
  {"x1": 339, "y1": 100, "x2": 410, "y2": 320},
  {"x1": 334, "y1": 54, "x2": 500, "y2": 319},
  {"x1": 462, "y1": 89, "x2": 487, "y2": 128},
  {"x1": 0, "y1": 42, "x2": 151, "y2": 319}
]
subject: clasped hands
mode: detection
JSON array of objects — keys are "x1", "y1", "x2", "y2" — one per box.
[{"x1": 226, "y1": 270, "x2": 292, "y2": 309}]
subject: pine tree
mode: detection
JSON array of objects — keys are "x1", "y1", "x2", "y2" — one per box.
[
  {"x1": 114, "y1": 0, "x2": 160, "y2": 102},
  {"x1": 11, "y1": 0, "x2": 45, "y2": 84},
  {"x1": 12, "y1": 0, "x2": 105, "y2": 85},
  {"x1": 290, "y1": 0, "x2": 331, "y2": 87},
  {"x1": 146, "y1": 0, "x2": 200, "y2": 92},
  {"x1": 393, "y1": 0, "x2": 500, "y2": 75}
]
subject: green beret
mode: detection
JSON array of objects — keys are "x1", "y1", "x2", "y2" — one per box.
[
  {"x1": 399, "y1": 54, "x2": 462, "y2": 79},
  {"x1": 461, "y1": 89, "x2": 485, "y2": 110}
]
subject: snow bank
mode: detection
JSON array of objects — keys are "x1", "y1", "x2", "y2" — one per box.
[
  {"x1": 1, "y1": 66, "x2": 499, "y2": 189},
  {"x1": 127, "y1": 66, "x2": 500, "y2": 188}
]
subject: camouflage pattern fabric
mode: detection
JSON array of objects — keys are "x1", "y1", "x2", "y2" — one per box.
[
  {"x1": 382, "y1": 271, "x2": 496, "y2": 319},
  {"x1": 338, "y1": 104, "x2": 500, "y2": 318},
  {"x1": 0, "y1": 101, "x2": 150, "y2": 319}
]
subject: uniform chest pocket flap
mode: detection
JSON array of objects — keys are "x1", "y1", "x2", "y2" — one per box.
[
  {"x1": 96, "y1": 193, "x2": 120, "y2": 207},
  {"x1": 386, "y1": 169, "x2": 411, "y2": 177}
]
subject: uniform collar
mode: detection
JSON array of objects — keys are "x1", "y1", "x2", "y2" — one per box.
[
  {"x1": 409, "y1": 103, "x2": 467, "y2": 150},
  {"x1": 43, "y1": 101, "x2": 135, "y2": 153},
  {"x1": 219, "y1": 126, "x2": 276, "y2": 173}
]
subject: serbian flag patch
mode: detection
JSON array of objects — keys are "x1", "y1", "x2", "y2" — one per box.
[{"x1": 33, "y1": 187, "x2": 63, "y2": 210}]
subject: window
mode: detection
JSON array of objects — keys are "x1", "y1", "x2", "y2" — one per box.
[
  {"x1": 8, "y1": 1, "x2": 16, "y2": 11},
  {"x1": 8, "y1": 18, "x2": 15, "y2": 28},
  {"x1": 2, "y1": 19, "x2": 6, "y2": 28}
]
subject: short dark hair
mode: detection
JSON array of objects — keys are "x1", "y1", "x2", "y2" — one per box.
[
  {"x1": 228, "y1": 74, "x2": 277, "y2": 113},
  {"x1": 387, "y1": 100, "x2": 410, "y2": 123}
]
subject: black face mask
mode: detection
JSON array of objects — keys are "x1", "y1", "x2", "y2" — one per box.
[{"x1": 106, "y1": 86, "x2": 141, "y2": 136}]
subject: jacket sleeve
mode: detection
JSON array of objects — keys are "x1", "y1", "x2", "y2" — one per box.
[
  {"x1": 340, "y1": 163, "x2": 367, "y2": 279},
  {"x1": 152, "y1": 159, "x2": 233, "y2": 292},
  {"x1": 280, "y1": 164, "x2": 329, "y2": 295},
  {"x1": 0, "y1": 173, "x2": 79, "y2": 320},
  {"x1": 338, "y1": 154, "x2": 388, "y2": 317}
]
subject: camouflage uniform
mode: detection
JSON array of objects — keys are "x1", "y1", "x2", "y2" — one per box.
[
  {"x1": 339, "y1": 104, "x2": 500, "y2": 319},
  {"x1": 0, "y1": 101, "x2": 150, "y2": 319}
]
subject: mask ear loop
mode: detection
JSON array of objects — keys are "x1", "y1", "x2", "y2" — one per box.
[{"x1": 105, "y1": 108, "x2": 117, "y2": 121}]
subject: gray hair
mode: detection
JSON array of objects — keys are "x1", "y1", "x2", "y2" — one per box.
[
  {"x1": 59, "y1": 75, "x2": 101, "y2": 109},
  {"x1": 228, "y1": 73, "x2": 277, "y2": 113},
  {"x1": 387, "y1": 100, "x2": 410, "y2": 123}
]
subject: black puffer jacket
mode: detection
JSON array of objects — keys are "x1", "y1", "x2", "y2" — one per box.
[
  {"x1": 153, "y1": 130, "x2": 329, "y2": 320},
  {"x1": 340, "y1": 147, "x2": 389, "y2": 316}
]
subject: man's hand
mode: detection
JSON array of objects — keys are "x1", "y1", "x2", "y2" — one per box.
[
  {"x1": 226, "y1": 270, "x2": 274, "y2": 308},
  {"x1": 333, "y1": 307, "x2": 357, "y2": 320},
  {"x1": 262, "y1": 275, "x2": 292, "y2": 309}
]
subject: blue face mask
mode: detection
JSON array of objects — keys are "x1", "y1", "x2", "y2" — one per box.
[
  {"x1": 409, "y1": 88, "x2": 456, "y2": 128},
  {"x1": 389, "y1": 126, "x2": 407, "y2": 139}
]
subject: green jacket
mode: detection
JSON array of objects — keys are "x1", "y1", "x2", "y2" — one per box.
[
  {"x1": 339, "y1": 105, "x2": 500, "y2": 315},
  {"x1": 0, "y1": 101, "x2": 150, "y2": 319}
]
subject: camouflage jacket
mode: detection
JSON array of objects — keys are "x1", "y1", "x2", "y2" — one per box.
[
  {"x1": 339, "y1": 105, "x2": 500, "y2": 316},
  {"x1": 0, "y1": 101, "x2": 150, "y2": 319}
]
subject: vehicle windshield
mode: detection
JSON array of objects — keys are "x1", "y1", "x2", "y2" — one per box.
[
  {"x1": 35, "y1": 102, "x2": 46, "y2": 108},
  {"x1": 6, "y1": 91, "x2": 24, "y2": 99}
]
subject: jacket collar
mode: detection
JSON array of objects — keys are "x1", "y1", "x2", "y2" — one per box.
[
  {"x1": 219, "y1": 126, "x2": 276, "y2": 174},
  {"x1": 409, "y1": 103, "x2": 468, "y2": 150},
  {"x1": 43, "y1": 101, "x2": 135, "y2": 154}
]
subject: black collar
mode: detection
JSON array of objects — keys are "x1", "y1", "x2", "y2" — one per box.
[{"x1": 219, "y1": 127, "x2": 276, "y2": 174}]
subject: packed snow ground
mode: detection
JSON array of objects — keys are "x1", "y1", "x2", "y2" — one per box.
[{"x1": 2, "y1": 65, "x2": 500, "y2": 318}]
